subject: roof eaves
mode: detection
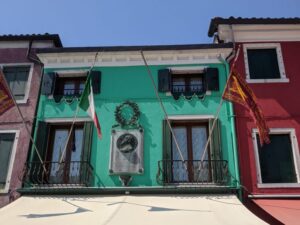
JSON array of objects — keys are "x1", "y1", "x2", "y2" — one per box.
[
  {"x1": 0, "y1": 34, "x2": 62, "y2": 47},
  {"x1": 208, "y1": 17, "x2": 300, "y2": 37},
  {"x1": 37, "y1": 43, "x2": 233, "y2": 54}
]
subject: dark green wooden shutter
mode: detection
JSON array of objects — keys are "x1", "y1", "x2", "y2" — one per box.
[
  {"x1": 257, "y1": 134, "x2": 297, "y2": 183},
  {"x1": 162, "y1": 120, "x2": 172, "y2": 183},
  {"x1": 41, "y1": 72, "x2": 57, "y2": 95},
  {"x1": 91, "y1": 71, "x2": 101, "y2": 94},
  {"x1": 33, "y1": 121, "x2": 49, "y2": 161},
  {"x1": 205, "y1": 68, "x2": 219, "y2": 91},
  {"x1": 247, "y1": 49, "x2": 280, "y2": 79},
  {"x1": 158, "y1": 69, "x2": 171, "y2": 92},
  {"x1": 81, "y1": 122, "x2": 93, "y2": 185},
  {"x1": 82, "y1": 122, "x2": 93, "y2": 162},
  {"x1": 209, "y1": 119, "x2": 223, "y2": 183},
  {"x1": 209, "y1": 118, "x2": 221, "y2": 160}
]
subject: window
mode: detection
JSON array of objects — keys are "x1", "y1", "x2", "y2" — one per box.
[
  {"x1": 171, "y1": 74, "x2": 205, "y2": 96},
  {"x1": 41, "y1": 70, "x2": 101, "y2": 100},
  {"x1": 171, "y1": 121, "x2": 210, "y2": 182},
  {"x1": 54, "y1": 77, "x2": 86, "y2": 97},
  {"x1": 243, "y1": 43, "x2": 288, "y2": 83},
  {"x1": 29, "y1": 121, "x2": 93, "y2": 186},
  {"x1": 2, "y1": 65, "x2": 32, "y2": 103},
  {"x1": 161, "y1": 118, "x2": 226, "y2": 185},
  {"x1": 158, "y1": 67, "x2": 219, "y2": 99},
  {"x1": 253, "y1": 128, "x2": 300, "y2": 187},
  {"x1": 0, "y1": 131, "x2": 19, "y2": 192},
  {"x1": 47, "y1": 124, "x2": 84, "y2": 184}
]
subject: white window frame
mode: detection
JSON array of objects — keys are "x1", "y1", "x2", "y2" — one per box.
[
  {"x1": 0, "y1": 63, "x2": 34, "y2": 104},
  {"x1": 0, "y1": 130, "x2": 20, "y2": 193},
  {"x1": 252, "y1": 128, "x2": 300, "y2": 188},
  {"x1": 243, "y1": 43, "x2": 289, "y2": 83}
]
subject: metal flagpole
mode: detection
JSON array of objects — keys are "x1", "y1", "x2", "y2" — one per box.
[
  {"x1": 196, "y1": 45, "x2": 241, "y2": 182},
  {"x1": 0, "y1": 69, "x2": 47, "y2": 173},
  {"x1": 59, "y1": 52, "x2": 100, "y2": 164},
  {"x1": 140, "y1": 51, "x2": 187, "y2": 167}
]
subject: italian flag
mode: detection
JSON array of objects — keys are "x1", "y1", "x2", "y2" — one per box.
[{"x1": 79, "y1": 75, "x2": 102, "y2": 138}]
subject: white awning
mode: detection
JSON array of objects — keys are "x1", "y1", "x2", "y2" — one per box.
[{"x1": 0, "y1": 195, "x2": 266, "y2": 225}]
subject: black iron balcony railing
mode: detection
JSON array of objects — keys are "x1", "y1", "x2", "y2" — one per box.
[
  {"x1": 62, "y1": 88, "x2": 84, "y2": 96},
  {"x1": 53, "y1": 88, "x2": 84, "y2": 102},
  {"x1": 157, "y1": 160, "x2": 229, "y2": 185},
  {"x1": 22, "y1": 161, "x2": 93, "y2": 187},
  {"x1": 172, "y1": 84, "x2": 205, "y2": 95},
  {"x1": 54, "y1": 88, "x2": 84, "y2": 97}
]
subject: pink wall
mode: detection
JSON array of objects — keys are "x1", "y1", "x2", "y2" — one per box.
[{"x1": 0, "y1": 48, "x2": 42, "y2": 207}]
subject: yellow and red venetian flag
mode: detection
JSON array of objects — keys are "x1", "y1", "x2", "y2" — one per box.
[
  {"x1": 0, "y1": 70, "x2": 14, "y2": 115},
  {"x1": 222, "y1": 70, "x2": 270, "y2": 145}
]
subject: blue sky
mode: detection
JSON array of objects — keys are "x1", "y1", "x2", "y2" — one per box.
[{"x1": 1, "y1": 0, "x2": 299, "y2": 47}]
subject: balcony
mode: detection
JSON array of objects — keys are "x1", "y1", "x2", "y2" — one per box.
[
  {"x1": 157, "y1": 160, "x2": 230, "y2": 186},
  {"x1": 22, "y1": 161, "x2": 93, "y2": 188}
]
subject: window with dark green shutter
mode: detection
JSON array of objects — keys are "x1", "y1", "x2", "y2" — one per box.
[
  {"x1": 257, "y1": 133, "x2": 297, "y2": 183},
  {"x1": 158, "y1": 68, "x2": 219, "y2": 99},
  {"x1": 54, "y1": 77, "x2": 86, "y2": 97},
  {"x1": 3, "y1": 66, "x2": 30, "y2": 100},
  {"x1": 247, "y1": 49, "x2": 281, "y2": 79},
  {"x1": 170, "y1": 74, "x2": 205, "y2": 100},
  {"x1": 0, "y1": 133, "x2": 16, "y2": 189},
  {"x1": 28, "y1": 122, "x2": 93, "y2": 186}
]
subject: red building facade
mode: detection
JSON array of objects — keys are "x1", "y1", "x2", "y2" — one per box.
[
  {"x1": 0, "y1": 34, "x2": 61, "y2": 207},
  {"x1": 209, "y1": 18, "x2": 300, "y2": 224}
]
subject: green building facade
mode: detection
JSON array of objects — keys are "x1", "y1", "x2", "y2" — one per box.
[{"x1": 24, "y1": 44, "x2": 239, "y2": 193}]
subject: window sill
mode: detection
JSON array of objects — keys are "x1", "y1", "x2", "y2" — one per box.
[
  {"x1": 0, "y1": 188, "x2": 9, "y2": 194},
  {"x1": 15, "y1": 99, "x2": 28, "y2": 104},
  {"x1": 257, "y1": 183, "x2": 300, "y2": 188},
  {"x1": 246, "y1": 78, "x2": 289, "y2": 83}
]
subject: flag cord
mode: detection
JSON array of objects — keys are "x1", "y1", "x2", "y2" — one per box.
[
  {"x1": 140, "y1": 51, "x2": 186, "y2": 164},
  {"x1": 0, "y1": 69, "x2": 47, "y2": 173},
  {"x1": 59, "y1": 52, "x2": 100, "y2": 164},
  {"x1": 196, "y1": 45, "x2": 241, "y2": 181}
]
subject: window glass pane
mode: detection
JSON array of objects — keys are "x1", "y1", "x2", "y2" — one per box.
[
  {"x1": 192, "y1": 127, "x2": 207, "y2": 160},
  {"x1": 247, "y1": 49, "x2": 281, "y2": 79},
  {"x1": 172, "y1": 78, "x2": 185, "y2": 93},
  {"x1": 190, "y1": 77, "x2": 203, "y2": 92},
  {"x1": 49, "y1": 129, "x2": 68, "y2": 182},
  {"x1": 172, "y1": 127, "x2": 188, "y2": 182},
  {"x1": 13, "y1": 71, "x2": 29, "y2": 100},
  {"x1": 0, "y1": 133, "x2": 15, "y2": 188},
  {"x1": 70, "y1": 128, "x2": 83, "y2": 179},
  {"x1": 3, "y1": 66, "x2": 30, "y2": 100},
  {"x1": 79, "y1": 82, "x2": 85, "y2": 94},
  {"x1": 257, "y1": 134, "x2": 297, "y2": 183},
  {"x1": 63, "y1": 82, "x2": 75, "y2": 95},
  {"x1": 192, "y1": 127, "x2": 208, "y2": 181}
]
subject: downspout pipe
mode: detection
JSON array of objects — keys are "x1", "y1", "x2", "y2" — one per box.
[
  {"x1": 25, "y1": 40, "x2": 45, "y2": 174},
  {"x1": 224, "y1": 25, "x2": 242, "y2": 199},
  {"x1": 217, "y1": 24, "x2": 241, "y2": 197}
]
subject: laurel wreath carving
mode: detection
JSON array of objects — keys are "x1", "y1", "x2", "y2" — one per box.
[{"x1": 114, "y1": 101, "x2": 140, "y2": 127}]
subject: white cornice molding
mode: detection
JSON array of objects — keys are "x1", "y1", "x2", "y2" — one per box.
[
  {"x1": 37, "y1": 48, "x2": 232, "y2": 68},
  {"x1": 0, "y1": 40, "x2": 55, "y2": 49},
  {"x1": 218, "y1": 24, "x2": 300, "y2": 43}
]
